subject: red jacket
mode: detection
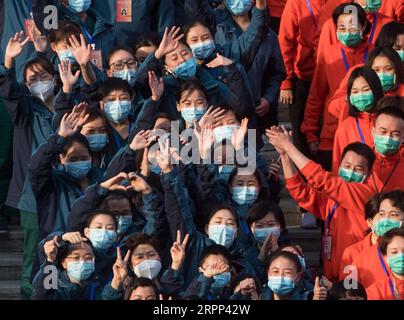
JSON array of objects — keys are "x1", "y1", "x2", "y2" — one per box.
[
  {"x1": 352, "y1": 244, "x2": 391, "y2": 288},
  {"x1": 332, "y1": 113, "x2": 375, "y2": 174},
  {"x1": 367, "y1": 276, "x2": 404, "y2": 300},
  {"x1": 267, "y1": 0, "x2": 287, "y2": 18},
  {"x1": 302, "y1": 41, "x2": 372, "y2": 151},
  {"x1": 279, "y1": 0, "x2": 326, "y2": 89},
  {"x1": 286, "y1": 172, "x2": 369, "y2": 283},
  {"x1": 380, "y1": 0, "x2": 404, "y2": 22},
  {"x1": 339, "y1": 232, "x2": 374, "y2": 281}
]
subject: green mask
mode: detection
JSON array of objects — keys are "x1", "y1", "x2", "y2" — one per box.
[
  {"x1": 377, "y1": 73, "x2": 396, "y2": 92},
  {"x1": 388, "y1": 254, "x2": 404, "y2": 275},
  {"x1": 338, "y1": 167, "x2": 366, "y2": 183},
  {"x1": 374, "y1": 134, "x2": 401, "y2": 155},
  {"x1": 363, "y1": 0, "x2": 382, "y2": 12},
  {"x1": 337, "y1": 31, "x2": 363, "y2": 47},
  {"x1": 373, "y1": 218, "x2": 402, "y2": 237},
  {"x1": 396, "y1": 49, "x2": 404, "y2": 62},
  {"x1": 349, "y1": 92, "x2": 374, "y2": 112}
]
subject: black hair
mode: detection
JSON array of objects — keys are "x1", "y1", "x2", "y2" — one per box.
[
  {"x1": 176, "y1": 78, "x2": 209, "y2": 103},
  {"x1": 98, "y1": 77, "x2": 133, "y2": 100},
  {"x1": 86, "y1": 210, "x2": 118, "y2": 229},
  {"x1": 375, "y1": 105, "x2": 404, "y2": 122},
  {"x1": 55, "y1": 241, "x2": 95, "y2": 270},
  {"x1": 106, "y1": 45, "x2": 136, "y2": 69},
  {"x1": 267, "y1": 250, "x2": 303, "y2": 273},
  {"x1": 100, "y1": 190, "x2": 133, "y2": 212},
  {"x1": 47, "y1": 20, "x2": 82, "y2": 44},
  {"x1": 133, "y1": 32, "x2": 161, "y2": 54},
  {"x1": 380, "y1": 228, "x2": 404, "y2": 255},
  {"x1": 378, "y1": 190, "x2": 404, "y2": 212},
  {"x1": 124, "y1": 233, "x2": 161, "y2": 268},
  {"x1": 124, "y1": 277, "x2": 159, "y2": 300},
  {"x1": 326, "y1": 281, "x2": 367, "y2": 300},
  {"x1": 377, "y1": 96, "x2": 404, "y2": 113},
  {"x1": 340, "y1": 142, "x2": 376, "y2": 172},
  {"x1": 279, "y1": 244, "x2": 304, "y2": 257},
  {"x1": 332, "y1": 3, "x2": 371, "y2": 35},
  {"x1": 364, "y1": 194, "x2": 381, "y2": 220},
  {"x1": 207, "y1": 203, "x2": 239, "y2": 227},
  {"x1": 365, "y1": 47, "x2": 404, "y2": 88},
  {"x1": 347, "y1": 66, "x2": 384, "y2": 116},
  {"x1": 199, "y1": 244, "x2": 232, "y2": 267},
  {"x1": 375, "y1": 21, "x2": 404, "y2": 48},
  {"x1": 23, "y1": 56, "x2": 57, "y2": 81},
  {"x1": 229, "y1": 273, "x2": 263, "y2": 295},
  {"x1": 60, "y1": 133, "x2": 90, "y2": 156},
  {"x1": 247, "y1": 201, "x2": 286, "y2": 230},
  {"x1": 183, "y1": 18, "x2": 215, "y2": 40}
]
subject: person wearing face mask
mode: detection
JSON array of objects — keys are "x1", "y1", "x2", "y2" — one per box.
[
  {"x1": 302, "y1": 3, "x2": 373, "y2": 171},
  {"x1": 32, "y1": 238, "x2": 103, "y2": 300},
  {"x1": 28, "y1": 107, "x2": 103, "y2": 241},
  {"x1": 263, "y1": 250, "x2": 312, "y2": 300},
  {"x1": 348, "y1": 190, "x2": 404, "y2": 289},
  {"x1": 268, "y1": 125, "x2": 378, "y2": 283},
  {"x1": 375, "y1": 22, "x2": 404, "y2": 62},
  {"x1": 184, "y1": 245, "x2": 233, "y2": 300},
  {"x1": 367, "y1": 228, "x2": 404, "y2": 300},
  {"x1": 1, "y1": 36, "x2": 59, "y2": 299},
  {"x1": 332, "y1": 66, "x2": 384, "y2": 173},
  {"x1": 229, "y1": 273, "x2": 263, "y2": 300}
]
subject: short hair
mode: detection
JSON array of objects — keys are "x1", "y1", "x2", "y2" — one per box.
[
  {"x1": 380, "y1": 228, "x2": 404, "y2": 255},
  {"x1": 100, "y1": 190, "x2": 133, "y2": 212},
  {"x1": 340, "y1": 142, "x2": 376, "y2": 171},
  {"x1": 106, "y1": 45, "x2": 136, "y2": 68},
  {"x1": 56, "y1": 241, "x2": 94, "y2": 270},
  {"x1": 133, "y1": 32, "x2": 161, "y2": 54},
  {"x1": 207, "y1": 203, "x2": 239, "y2": 227},
  {"x1": 247, "y1": 201, "x2": 286, "y2": 230},
  {"x1": 98, "y1": 77, "x2": 133, "y2": 100},
  {"x1": 176, "y1": 78, "x2": 209, "y2": 103},
  {"x1": 364, "y1": 195, "x2": 381, "y2": 220},
  {"x1": 267, "y1": 250, "x2": 303, "y2": 273},
  {"x1": 326, "y1": 281, "x2": 367, "y2": 300},
  {"x1": 124, "y1": 233, "x2": 161, "y2": 268},
  {"x1": 61, "y1": 133, "x2": 90, "y2": 156},
  {"x1": 86, "y1": 211, "x2": 118, "y2": 229},
  {"x1": 378, "y1": 190, "x2": 404, "y2": 212},
  {"x1": 377, "y1": 96, "x2": 404, "y2": 113},
  {"x1": 347, "y1": 66, "x2": 384, "y2": 116},
  {"x1": 375, "y1": 106, "x2": 404, "y2": 122},
  {"x1": 332, "y1": 3, "x2": 371, "y2": 35},
  {"x1": 375, "y1": 21, "x2": 404, "y2": 48},
  {"x1": 23, "y1": 57, "x2": 57, "y2": 81},
  {"x1": 124, "y1": 277, "x2": 159, "y2": 300},
  {"x1": 47, "y1": 20, "x2": 81, "y2": 44},
  {"x1": 199, "y1": 244, "x2": 232, "y2": 267}
]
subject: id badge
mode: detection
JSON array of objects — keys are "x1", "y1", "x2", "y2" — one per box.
[
  {"x1": 25, "y1": 19, "x2": 35, "y2": 41},
  {"x1": 90, "y1": 49, "x2": 103, "y2": 70},
  {"x1": 116, "y1": 0, "x2": 132, "y2": 23},
  {"x1": 322, "y1": 235, "x2": 332, "y2": 260}
]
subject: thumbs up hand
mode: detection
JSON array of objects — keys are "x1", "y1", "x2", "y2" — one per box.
[{"x1": 313, "y1": 276, "x2": 328, "y2": 300}]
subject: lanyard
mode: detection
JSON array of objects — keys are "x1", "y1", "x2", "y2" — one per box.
[
  {"x1": 369, "y1": 13, "x2": 377, "y2": 44},
  {"x1": 90, "y1": 282, "x2": 96, "y2": 301},
  {"x1": 355, "y1": 117, "x2": 365, "y2": 144},
  {"x1": 325, "y1": 203, "x2": 339, "y2": 234},
  {"x1": 371, "y1": 158, "x2": 400, "y2": 195},
  {"x1": 28, "y1": 0, "x2": 33, "y2": 18},
  {"x1": 305, "y1": 0, "x2": 317, "y2": 28},
  {"x1": 377, "y1": 247, "x2": 397, "y2": 299},
  {"x1": 81, "y1": 25, "x2": 95, "y2": 48},
  {"x1": 241, "y1": 219, "x2": 250, "y2": 237},
  {"x1": 340, "y1": 47, "x2": 368, "y2": 72}
]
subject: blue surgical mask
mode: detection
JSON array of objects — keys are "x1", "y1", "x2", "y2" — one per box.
[
  {"x1": 64, "y1": 160, "x2": 91, "y2": 180},
  {"x1": 86, "y1": 134, "x2": 109, "y2": 152},
  {"x1": 58, "y1": 49, "x2": 76, "y2": 64},
  {"x1": 190, "y1": 40, "x2": 216, "y2": 60},
  {"x1": 267, "y1": 276, "x2": 296, "y2": 296},
  {"x1": 103, "y1": 100, "x2": 132, "y2": 124},
  {"x1": 208, "y1": 225, "x2": 236, "y2": 248},
  {"x1": 213, "y1": 124, "x2": 240, "y2": 143},
  {"x1": 88, "y1": 229, "x2": 116, "y2": 252},
  {"x1": 212, "y1": 271, "x2": 231, "y2": 289},
  {"x1": 232, "y1": 186, "x2": 258, "y2": 206},
  {"x1": 218, "y1": 165, "x2": 235, "y2": 183},
  {"x1": 396, "y1": 49, "x2": 404, "y2": 62},
  {"x1": 66, "y1": 260, "x2": 95, "y2": 282},
  {"x1": 172, "y1": 57, "x2": 197, "y2": 80},
  {"x1": 226, "y1": 0, "x2": 253, "y2": 16},
  {"x1": 113, "y1": 69, "x2": 137, "y2": 86},
  {"x1": 181, "y1": 107, "x2": 206, "y2": 124},
  {"x1": 253, "y1": 226, "x2": 281, "y2": 244},
  {"x1": 117, "y1": 215, "x2": 132, "y2": 235},
  {"x1": 68, "y1": 0, "x2": 91, "y2": 13}
]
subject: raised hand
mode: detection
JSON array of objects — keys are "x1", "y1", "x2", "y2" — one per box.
[
  {"x1": 58, "y1": 104, "x2": 90, "y2": 138},
  {"x1": 155, "y1": 26, "x2": 184, "y2": 60},
  {"x1": 194, "y1": 122, "x2": 214, "y2": 160},
  {"x1": 206, "y1": 53, "x2": 234, "y2": 68},
  {"x1": 232, "y1": 118, "x2": 249, "y2": 150},
  {"x1": 156, "y1": 138, "x2": 177, "y2": 173},
  {"x1": 148, "y1": 71, "x2": 164, "y2": 101},
  {"x1": 265, "y1": 125, "x2": 293, "y2": 155},
  {"x1": 100, "y1": 172, "x2": 130, "y2": 191},
  {"x1": 200, "y1": 260, "x2": 229, "y2": 278},
  {"x1": 280, "y1": 89, "x2": 293, "y2": 105},
  {"x1": 313, "y1": 277, "x2": 328, "y2": 300},
  {"x1": 128, "y1": 172, "x2": 151, "y2": 194},
  {"x1": 255, "y1": 98, "x2": 270, "y2": 117},
  {"x1": 58, "y1": 60, "x2": 81, "y2": 93},
  {"x1": 129, "y1": 130, "x2": 154, "y2": 151},
  {"x1": 62, "y1": 232, "x2": 88, "y2": 244},
  {"x1": 5, "y1": 31, "x2": 29, "y2": 68},
  {"x1": 27, "y1": 23, "x2": 47, "y2": 53},
  {"x1": 159, "y1": 294, "x2": 173, "y2": 300},
  {"x1": 255, "y1": 0, "x2": 268, "y2": 9},
  {"x1": 111, "y1": 247, "x2": 131, "y2": 290},
  {"x1": 140, "y1": 147, "x2": 150, "y2": 177},
  {"x1": 69, "y1": 34, "x2": 92, "y2": 67},
  {"x1": 238, "y1": 278, "x2": 257, "y2": 297},
  {"x1": 170, "y1": 230, "x2": 190, "y2": 271},
  {"x1": 44, "y1": 236, "x2": 60, "y2": 263},
  {"x1": 198, "y1": 106, "x2": 226, "y2": 129},
  {"x1": 258, "y1": 233, "x2": 278, "y2": 261},
  {"x1": 268, "y1": 158, "x2": 281, "y2": 180}
]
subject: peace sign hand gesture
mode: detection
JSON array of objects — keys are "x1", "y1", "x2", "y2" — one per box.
[
  {"x1": 111, "y1": 247, "x2": 131, "y2": 290},
  {"x1": 170, "y1": 230, "x2": 190, "y2": 271}
]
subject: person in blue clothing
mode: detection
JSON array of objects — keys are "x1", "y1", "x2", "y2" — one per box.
[
  {"x1": 0, "y1": 32, "x2": 59, "y2": 300},
  {"x1": 229, "y1": 273, "x2": 263, "y2": 300},
  {"x1": 134, "y1": 33, "x2": 161, "y2": 64}
]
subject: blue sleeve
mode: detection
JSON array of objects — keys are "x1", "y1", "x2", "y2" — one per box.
[
  {"x1": 156, "y1": 0, "x2": 174, "y2": 35},
  {"x1": 184, "y1": 274, "x2": 213, "y2": 300},
  {"x1": 103, "y1": 146, "x2": 140, "y2": 180},
  {"x1": 134, "y1": 98, "x2": 160, "y2": 130},
  {"x1": 101, "y1": 282, "x2": 124, "y2": 300},
  {"x1": 134, "y1": 54, "x2": 161, "y2": 99},
  {"x1": 141, "y1": 189, "x2": 166, "y2": 237},
  {"x1": 159, "y1": 267, "x2": 185, "y2": 299},
  {"x1": 31, "y1": 260, "x2": 59, "y2": 300}
]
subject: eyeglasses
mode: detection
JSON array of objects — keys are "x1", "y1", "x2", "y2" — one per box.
[
  {"x1": 109, "y1": 59, "x2": 138, "y2": 71},
  {"x1": 337, "y1": 25, "x2": 361, "y2": 33},
  {"x1": 65, "y1": 255, "x2": 95, "y2": 262}
]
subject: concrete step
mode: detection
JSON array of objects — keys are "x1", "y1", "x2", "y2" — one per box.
[
  {"x1": 0, "y1": 227, "x2": 24, "y2": 252},
  {"x1": 0, "y1": 252, "x2": 23, "y2": 281},
  {"x1": 0, "y1": 280, "x2": 20, "y2": 300}
]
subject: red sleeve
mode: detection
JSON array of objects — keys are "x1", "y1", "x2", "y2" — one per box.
[
  {"x1": 299, "y1": 160, "x2": 375, "y2": 214},
  {"x1": 366, "y1": 282, "x2": 384, "y2": 300},
  {"x1": 332, "y1": 124, "x2": 345, "y2": 174},
  {"x1": 285, "y1": 172, "x2": 328, "y2": 220}
]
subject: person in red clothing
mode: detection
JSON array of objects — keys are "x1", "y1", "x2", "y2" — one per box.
[
  {"x1": 332, "y1": 66, "x2": 384, "y2": 173},
  {"x1": 266, "y1": 0, "x2": 287, "y2": 33},
  {"x1": 302, "y1": 3, "x2": 372, "y2": 170},
  {"x1": 349, "y1": 190, "x2": 404, "y2": 288},
  {"x1": 367, "y1": 228, "x2": 404, "y2": 300},
  {"x1": 339, "y1": 195, "x2": 380, "y2": 279},
  {"x1": 277, "y1": 141, "x2": 375, "y2": 283},
  {"x1": 375, "y1": 21, "x2": 404, "y2": 61},
  {"x1": 279, "y1": 0, "x2": 326, "y2": 157}
]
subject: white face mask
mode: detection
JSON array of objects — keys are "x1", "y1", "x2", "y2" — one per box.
[
  {"x1": 28, "y1": 80, "x2": 55, "y2": 101},
  {"x1": 133, "y1": 259, "x2": 162, "y2": 279}
]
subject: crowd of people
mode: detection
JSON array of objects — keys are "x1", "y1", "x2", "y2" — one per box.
[{"x1": 0, "y1": 0, "x2": 403, "y2": 301}]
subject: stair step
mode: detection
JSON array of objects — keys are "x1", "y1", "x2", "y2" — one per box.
[
  {"x1": 0, "y1": 253, "x2": 23, "y2": 281},
  {"x1": 0, "y1": 280, "x2": 21, "y2": 300},
  {"x1": 0, "y1": 227, "x2": 24, "y2": 252}
]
